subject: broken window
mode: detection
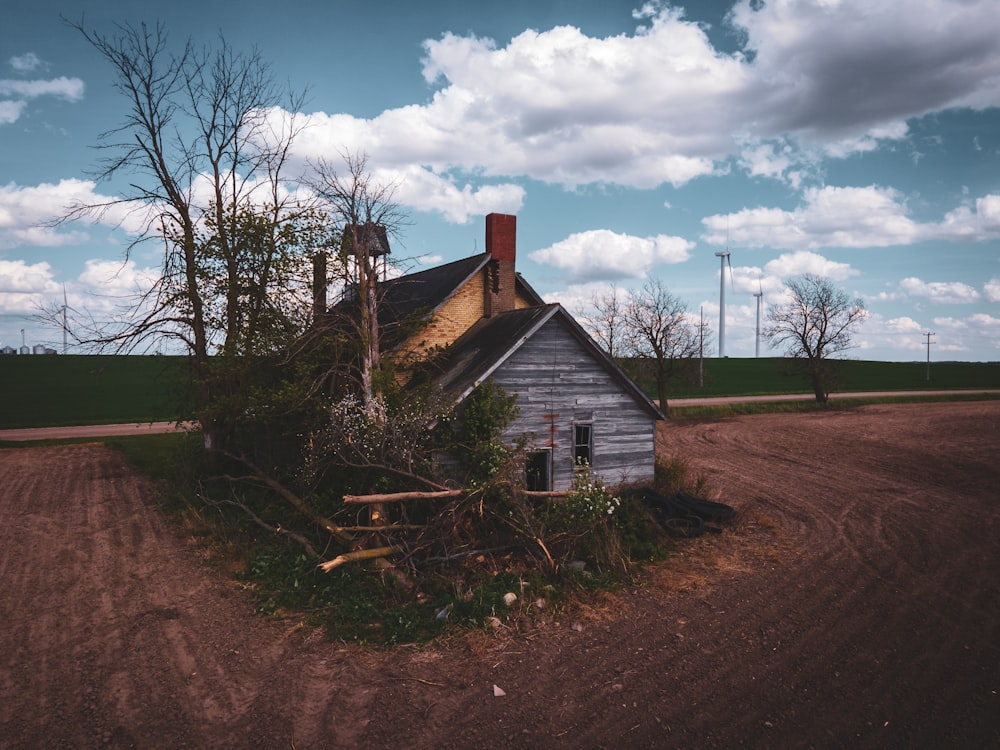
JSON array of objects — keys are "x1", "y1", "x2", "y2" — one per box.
[{"x1": 526, "y1": 450, "x2": 552, "y2": 492}]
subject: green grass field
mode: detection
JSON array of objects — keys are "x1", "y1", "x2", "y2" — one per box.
[
  {"x1": 0, "y1": 355, "x2": 193, "y2": 429},
  {"x1": 0, "y1": 354, "x2": 997, "y2": 429},
  {"x1": 631, "y1": 357, "x2": 1000, "y2": 399}
]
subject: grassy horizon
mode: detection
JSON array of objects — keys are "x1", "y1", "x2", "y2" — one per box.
[
  {"x1": 627, "y1": 356, "x2": 1000, "y2": 400},
  {"x1": 0, "y1": 354, "x2": 193, "y2": 429},
  {"x1": 1, "y1": 354, "x2": 997, "y2": 429}
]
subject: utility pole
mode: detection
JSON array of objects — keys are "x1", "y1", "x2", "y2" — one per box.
[
  {"x1": 924, "y1": 332, "x2": 935, "y2": 382},
  {"x1": 753, "y1": 285, "x2": 763, "y2": 358},
  {"x1": 699, "y1": 305, "x2": 704, "y2": 388}
]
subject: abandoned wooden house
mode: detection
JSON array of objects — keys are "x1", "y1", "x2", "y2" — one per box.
[{"x1": 322, "y1": 213, "x2": 664, "y2": 491}]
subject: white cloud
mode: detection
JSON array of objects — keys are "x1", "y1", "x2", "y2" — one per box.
[
  {"x1": 0, "y1": 100, "x2": 26, "y2": 125},
  {"x1": 0, "y1": 77, "x2": 84, "y2": 101},
  {"x1": 8, "y1": 53, "x2": 44, "y2": 73},
  {"x1": 704, "y1": 185, "x2": 921, "y2": 250},
  {"x1": 380, "y1": 166, "x2": 524, "y2": 224},
  {"x1": 0, "y1": 259, "x2": 61, "y2": 318},
  {"x1": 0, "y1": 179, "x2": 148, "y2": 250},
  {"x1": 78, "y1": 258, "x2": 159, "y2": 297},
  {"x1": 984, "y1": 278, "x2": 1000, "y2": 303},
  {"x1": 763, "y1": 250, "x2": 858, "y2": 281},
  {"x1": 931, "y1": 313, "x2": 1000, "y2": 357},
  {"x1": 530, "y1": 229, "x2": 693, "y2": 283},
  {"x1": 0, "y1": 66, "x2": 85, "y2": 125},
  {"x1": 936, "y1": 195, "x2": 1000, "y2": 239},
  {"x1": 884, "y1": 316, "x2": 925, "y2": 335},
  {"x1": 278, "y1": 0, "x2": 1000, "y2": 208},
  {"x1": 900, "y1": 277, "x2": 981, "y2": 304},
  {"x1": 739, "y1": 140, "x2": 796, "y2": 181},
  {"x1": 703, "y1": 187, "x2": 1000, "y2": 251}
]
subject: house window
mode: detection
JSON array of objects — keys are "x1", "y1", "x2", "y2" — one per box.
[
  {"x1": 526, "y1": 450, "x2": 552, "y2": 492},
  {"x1": 573, "y1": 423, "x2": 593, "y2": 466}
]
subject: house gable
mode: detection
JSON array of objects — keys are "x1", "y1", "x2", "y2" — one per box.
[
  {"x1": 414, "y1": 303, "x2": 662, "y2": 490},
  {"x1": 488, "y1": 313, "x2": 659, "y2": 489},
  {"x1": 324, "y1": 212, "x2": 661, "y2": 490}
]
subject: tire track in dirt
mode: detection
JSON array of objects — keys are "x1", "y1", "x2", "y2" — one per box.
[
  {"x1": 0, "y1": 445, "x2": 329, "y2": 748},
  {"x1": 1, "y1": 404, "x2": 997, "y2": 749}
]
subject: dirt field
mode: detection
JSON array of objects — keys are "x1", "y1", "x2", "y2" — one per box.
[{"x1": 1, "y1": 402, "x2": 997, "y2": 749}]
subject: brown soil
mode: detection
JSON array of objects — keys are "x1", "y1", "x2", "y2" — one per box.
[{"x1": 1, "y1": 402, "x2": 997, "y2": 749}]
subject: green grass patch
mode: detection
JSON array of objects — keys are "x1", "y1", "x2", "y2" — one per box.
[{"x1": 0, "y1": 354, "x2": 193, "y2": 429}]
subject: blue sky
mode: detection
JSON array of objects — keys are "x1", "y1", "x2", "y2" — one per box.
[{"x1": 2, "y1": 0, "x2": 999, "y2": 360}]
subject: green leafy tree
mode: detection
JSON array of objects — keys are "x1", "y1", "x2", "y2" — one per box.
[{"x1": 63, "y1": 19, "x2": 320, "y2": 452}]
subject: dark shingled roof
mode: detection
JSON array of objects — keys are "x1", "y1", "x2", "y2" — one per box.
[
  {"x1": 377, "y1": 253, "x2": 546, "y2": 326},
  {"x1": 378, "y1": 254, "x2": 489, "y2": 325}
]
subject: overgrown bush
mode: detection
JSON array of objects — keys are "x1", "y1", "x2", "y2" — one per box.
[
  {"x1": 127, "y1": 378, "x2": 717, "y2": 645},
  {"x1": 653, "y1": 454, "x2": 709, "y2": 497}
]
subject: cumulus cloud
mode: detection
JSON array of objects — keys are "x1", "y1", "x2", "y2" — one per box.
[
  {"x1": 0, "y1": 259, "x2": 59, "y2": 315},
  {"x1": 984, "y1": 278, "x2": 1000, "y2": 303},
  {"x1": 78, "y1": 258, "x2": 159, "y2": 297},
  {"x1": 280, "y1": 0, "x2": 1000, "y2": 207},
  {"x1": 530, "y1": 229, "x2": 693, "y2": 283},
  {"x1": 936, "y1": 195, "x2": 1000, "y2": 239},
  {"x1": 0, "y1": 100, "x2": 25, "y2": 125},
  {"x1": 380, "y1": 166, "x2": 525, "y2": 224},
  {"x1": 703, "y1": 186, "x2": 1000, "y2": 251},
  {"x1": 884, "y1": 316, "x2": 925, "y2": 335},
  {"x1": 899, "y1": 277, "x2": 981, "y2": 304},
  {"x1": 9, "y1": 53, "x2": 44, "y2": 72},
  {"x1": 704, "y1": 186, "x2": 921, "y2": 251},
  {"x1": 730, "y1": 0, "x2": 1000, "y2": 140},
  {"x1": 930, "y1": 313, "x2": 1000, "y2": 356},
  {"x1": 0, "y1": 77, "x2": 84, "y2": 101},
  {"x1": 763, "y1": 250, "x2": 858, "y2": 281},
  {"x1": 0, "y1": 69, "x2": 85, "y2": 125},
  {"x1": 0, "y1": 179, "x2": 145, "y2": 249}
]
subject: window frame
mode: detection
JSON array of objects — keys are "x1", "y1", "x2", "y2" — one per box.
[
  {"x1": 573, "y1": 422, "x2": 593, "y2": 467},
  {"x1": 525, "y1": 449, "x2": 552, "y2": 492}
]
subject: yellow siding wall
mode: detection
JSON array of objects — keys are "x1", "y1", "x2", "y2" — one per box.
[{"x1": 391, "y1": 271, "x2": 539, "y2": 381}]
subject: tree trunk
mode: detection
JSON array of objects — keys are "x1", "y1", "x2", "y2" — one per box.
[
  {"x1": 810, "y1": 359, "x2": 828, "y2": 402},
  {"x1": 656, "y1": 366, "x2": 671, "y2": 417}
]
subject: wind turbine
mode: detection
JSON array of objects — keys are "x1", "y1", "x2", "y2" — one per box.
[
  {"x1": 753, "y1": 278, "x2": 764, "y2": 358},
  {"x1": 714, "y1": 248, "x2": 733, "y2": 357}
]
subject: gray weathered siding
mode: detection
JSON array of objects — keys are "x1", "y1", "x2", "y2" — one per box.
[{"x1": 490, "y1": 318, "x2": 657, "y2": 490}]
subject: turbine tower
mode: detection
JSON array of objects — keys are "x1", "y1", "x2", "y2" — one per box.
[
  {"x1": 715, "y1": 249, "x2": 732, "y2": 357},
  {"x1": 753, "y1": 280, "x2": 763, "y2": 358}
]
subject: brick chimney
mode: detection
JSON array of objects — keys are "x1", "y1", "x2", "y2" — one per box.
[{"x1": 484, "y1": 213, "x2": 517, "y2": 317}]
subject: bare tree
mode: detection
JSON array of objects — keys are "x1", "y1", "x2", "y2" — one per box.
[
  {"x1": 580, "y1": 284, "x2": 627, "y2": 359},
  {"x1": 308, "y1": 152, "x2": 406, "y2": 409},
  {"x1": 621, "y1": 279, "x2": 700, "y2": 415},
  {"x1": 62, "y1": 19, "x2": 317, "y2": 451},
  {"x1": 764, "y1": 274, "x2": 867, "y2": 402}
]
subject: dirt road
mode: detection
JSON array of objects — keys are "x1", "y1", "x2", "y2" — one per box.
[{"x1": 1, "y1": 402, "x2": 997, "y2": 748}]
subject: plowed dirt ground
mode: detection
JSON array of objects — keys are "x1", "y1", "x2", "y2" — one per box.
[{"x1": 1, "y1": 402, "x2": 997, "y2": 748}]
